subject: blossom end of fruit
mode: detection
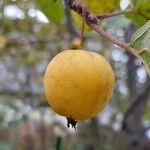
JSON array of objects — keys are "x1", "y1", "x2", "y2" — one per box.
[{"x1": 66, "y1": 116, "x2": 77, "y2": 130}]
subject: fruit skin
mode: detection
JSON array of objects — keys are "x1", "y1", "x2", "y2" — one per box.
[{"x1": 44, "y1": 50, "x2": 114, "y2": 120}]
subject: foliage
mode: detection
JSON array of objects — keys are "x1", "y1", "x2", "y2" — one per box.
[
  {"x1": 36, "y1": 0, "x2": 64, "y2": 24},
  {"x1": 72, "y1": 0, "x2": 119, "y2": 31},
  {"x1": 126, "y1": 0, "x2": 150, "y2": 27},
  {"x1": 80, "y1": 0, "x2": 119, "y2": 14},
  {"x1": 131, "y1": 20, "x2": 150, "y2": 75}
]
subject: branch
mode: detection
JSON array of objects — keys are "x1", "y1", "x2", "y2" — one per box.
[
  {"x1": 68, "y1": 0, "x2": 134, "y2": 22},
  {"x1": 0, "y1": 88, "x2": 42, "y2": 97},
  {"x1": 67, "y1": 0, "x2": 141, "y2": 60},
  {"x1": 0, "y1": 88, "x2": 49, "y2": 107},
  {"x1": 88, "y1": 23, "x2": 140, "y2": 59},
  {"x1": 68, "y1": 0, "x2": 98, "y2": 24},
  {"x1": 6, "y1": 37, "x2": 55, "y2": 47},
  {"x1": 63, "y1": 0, "x2": 79, "y2": 39},
  {"x1": 122, "y1": 81, "x2": 150, "y2": 131},
  {"x1": 97, "y1": 9, "x2": 134, "y2": 20}
]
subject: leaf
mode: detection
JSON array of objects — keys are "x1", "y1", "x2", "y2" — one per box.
[
  {"x1": 72, "y1": 0, "x2": 120, "y2": 31},
  {"x1": 36, "y1": 0, "x2": 64, "y2": 24},
  {"x1": 126, "y1": 0, "x2": 150, "y2": 27},
  {"x1": 72, "y1": 11, "x2": 90, "y2": 32},
  {"x1": 131, "y1": 21, "x2": 150, "y2": 75},
  {"x1": 81, "y1": 0, "x2": 119, "y2": 14}
]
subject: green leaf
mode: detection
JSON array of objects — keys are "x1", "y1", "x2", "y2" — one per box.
[
  {"x1": 131, "y1": 21, "x2": 150, "y2": 75},
  {"x1": 82, "y1": 0, "x2": 120, "y2": 13},
  {"x1": 36, "y1": 0, "x2": 64, "y2": 24},
  {"x1": 72, "y1": 0, "x2": 120, "y2": 31},
  {"x1": 126, "y1": 0, "x2": 150, "y2": 27}
]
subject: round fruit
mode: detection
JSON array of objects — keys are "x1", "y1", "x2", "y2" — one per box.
[{"x1": 44, "y1": 50, "x2": 114, "y2": 120}]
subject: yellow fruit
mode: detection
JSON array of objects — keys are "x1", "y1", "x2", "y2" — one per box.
[{"x1": 44, "y1": 50, "x2": 114, "y2": 120}]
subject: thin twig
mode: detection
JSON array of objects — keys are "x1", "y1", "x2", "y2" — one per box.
[
  {"x1": 68, "y1": 0, "x2": 141, "y2": 60},
  {"x1": 68, "y1": 0, "x2": 135, "y2": 22},
  {"x1": 97, "y1": 9, "x2": 134, "y2": 20},
  {"x1": 88, "y1": 23, "x2": 140, "y2": 59}
]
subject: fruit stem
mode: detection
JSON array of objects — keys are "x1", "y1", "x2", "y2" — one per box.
[
  {"x1": 80, "y1": 2, "x2": 86, "y2": 49},
  {"x1": 66, "y1": 117, "x2": 77, "y2": 130}
]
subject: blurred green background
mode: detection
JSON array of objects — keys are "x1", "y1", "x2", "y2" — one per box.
[{"x1": 0, "y1": 0, "x2": 150, "y2": 150}]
